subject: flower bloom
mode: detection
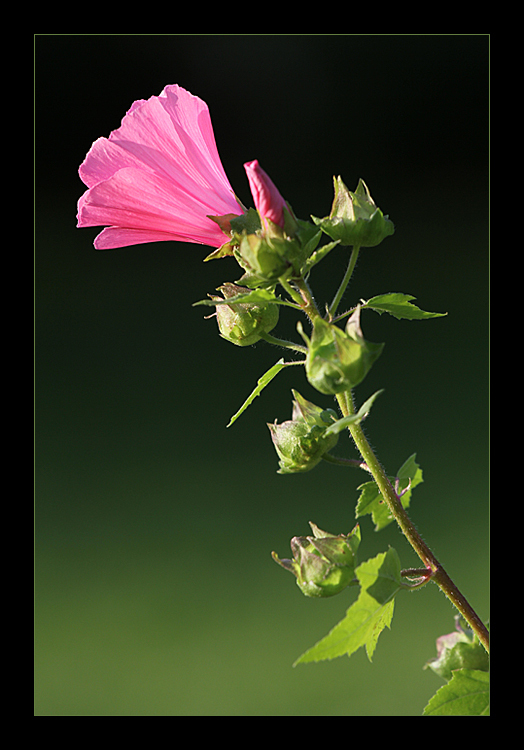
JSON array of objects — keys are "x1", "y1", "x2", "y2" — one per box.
[
  {"x1": 77, "y1": 84, "x2": 244, "y2": 250},
  {"x1": 244, "y1": 159, "x2": 287, "y2": 228}
]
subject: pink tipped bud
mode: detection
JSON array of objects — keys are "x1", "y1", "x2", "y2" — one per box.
[{"x1": 244, "y1": 160, "x2": 287, "y2": 228}]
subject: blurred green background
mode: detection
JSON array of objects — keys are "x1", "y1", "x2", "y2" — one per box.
[{"x1": 35, "y1": 35, "x2": 489, "y2": 716}]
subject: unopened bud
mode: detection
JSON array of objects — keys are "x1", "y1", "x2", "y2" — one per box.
[
  {"x1": 312, "y1": 177, "x2": 394, "y2": 247},
  {"x1": 272, "y1": 522, "x2": 361, "y2": 598},
  {"x1": 424, "y1": 617, "x2": 489, "y2": 680},
  {"x1": 210, "y1": 282, "x2": 279, "y2": 346},
  {"x1": 244, "y1": 160, "x2": 287, "y2": 228},
  {"x1": 268, "y1": 390, "x2": 339, "y2": 474},
  {"x1": 300, "y1": 307, "x2": 384, "y2": 395}
]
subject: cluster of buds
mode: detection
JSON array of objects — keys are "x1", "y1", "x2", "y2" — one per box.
[
  {"x1": 272, "y1": 522, "x2": 361, "y2": 598},
  {"x1": 206, "y1": 169, "x2": 389, "y2": 473},
  {"x1": 204, "y1": 165, "x2": 392, "y2": 371}
]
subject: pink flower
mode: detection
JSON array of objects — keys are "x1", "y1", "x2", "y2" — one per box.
[
  {"x1": 243, "y1": 159, "x2": 287, "y2": 228},
  {"x1": 77, "y1": 84, "x2": 244, "y2": 250}
]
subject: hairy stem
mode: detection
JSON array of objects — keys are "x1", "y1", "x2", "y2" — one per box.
[
  {"x1": 292, "y1": 277, "x2": 321, "y2": 321},
  {"x1": 336, "y1": 389, "x2": 489, "y2": 653},
  {"x1": 322, "y1": 452, "x2": 372, "y2": 473},
  {"x1": 329, "y1": 245, "x2": 360, "y2": 318},
  {"x1": 279, "y1": 277, "x2": 306, "y2": 309},
  {"x1": 259, "y1": 332, "x2": 307, "y2": 354}
]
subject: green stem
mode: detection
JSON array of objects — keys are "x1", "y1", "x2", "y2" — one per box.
[
  {"x1": 335, "y1": 390, "x2": 490, "y2": 653},
  {"x1": 329, "y1": 245, "x2": 360, "y2": 318},
  {"x1": 279, "y1": 277, "x2": 305, "y2": 309},
  {"x1": 293, "y1": 277, "x2": 321, "y2": 321},
  {"x1": 259, "y1": 332, "x2": 307, "y2": 355},
  {"x1": 322, "y1": 453, "x2": 372, "y2": 473}
]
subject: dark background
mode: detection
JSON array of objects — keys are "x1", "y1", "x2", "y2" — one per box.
[{"x1": 35, "y1": 35, "x2": 489, "y2": 716}]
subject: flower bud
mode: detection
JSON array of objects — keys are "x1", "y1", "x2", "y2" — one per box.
[
  {"x1": 244, "y1": 160, "x2": 287, "y2": 228},
  {"x1": 210, "y1": 282, "x2": 279, "y2": 346},
  {"x1": 312, "y1": 177, "x2": 394, "y2": 247},
  {"x1": 236, "y1": 233, "x2": 290, "y2": 283},
  {"x1": 268, "y1": 390, "x2": 339, "y2": 474},
  {"x1": 272, "y1": 522, "x2": 361, "y2": 598},
  {"x1": 424, "y1": 618, "x2": 489, "y2": 680},
  {"x1": 300, "y1": 307, "x2": 384, "y2": 395}
]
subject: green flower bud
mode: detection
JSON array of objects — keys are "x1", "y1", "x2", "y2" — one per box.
[
  {"x1": 424, "y1": 618, "x2": 489, "y2": 680},
  {"x1": 312, "y1": 177, "x2": 394, "y2": 247},
  {"x1": 236, "y1": 232, "x2": 289, "y2": 283},
  {"x1": 300, "y1": 307, "x2": 384, "y2": 395},
  {"x1": 272, "y1": 522, "x2": 361, "y2": 598},
  {"x1": 268, "y1": 390, "x2": 339, "y2": 474},
  {"x1": 210, "y1": 282, "x2": 279, "y2": 347}
]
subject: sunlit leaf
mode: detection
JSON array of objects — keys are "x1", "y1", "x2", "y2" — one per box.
[
  {"x1": 363, "y1": 293, "x2": 447, "y2": 320},
  {"x1": 324, "y1": 390, "x2": 384, "y2": 437},
  {"x1": 294, "y1": 548, "x2": 402, "y2": 665},
  {"x1": 423, "y1": 669, "x2": 490, "y2": 716},
  {"x1": 355, "y1": 454, "x2": 423, "y2": 531},
  {"x1": 227, "y1": 359, "x2": 303, "y2": 427}
]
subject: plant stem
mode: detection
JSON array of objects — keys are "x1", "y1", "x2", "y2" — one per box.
[
  {"x1": 322, "y1": 453, "x2": 372, "y2": 473},
  {"x1": 329, "y1": 245, "x2": 360, "y2": 318},
  {"x1": 278, "y1": 268, "x2": 488, "y2": 651},
  {"x1": 291, "y1": 277, "x2": 321, "y2": 321},
  {"x1": 259, "y1": 332, "x2": 307, "y2": 355},
  {"x1": 335, "y1": 389, "x2": 490, "y2": 653},
  {"x1": 279, "y1": 277, "x2": 306, "y2": 309}
]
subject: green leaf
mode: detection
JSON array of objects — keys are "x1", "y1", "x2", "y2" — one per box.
[
  {"x1": 324, "y1": 389, "x2": 384, "y2": 437},
  {"x1": 362, "y1": 293, "x2": 447, "y2": 320},
  {"x1": 227, "y1": 359, "x2": 303, "y2": 427},
  {"x1": 423, "y1": 669, "x2": 490, "y2": 716},
  {"x1": 355, "y1": 453, "x2": 423, "y2": 531},
  {"x1": 294, "y1": 220, "x2": 323, "y2": 257},
  {"x1": 294, "y1": 548, "x2": 402, "y2": 665},
  {"x1": 193, "y1": 288, "x2": 279, "y2": 308},
  {"x1": 302, "y1": 239, "x2": 341, "y2": 274},
  {"x1": 396, "y1": 453, "x2": 424, "y2": 493},
  {"x1": 230, "y1": 208, "x2": 262, "y2": 236}
]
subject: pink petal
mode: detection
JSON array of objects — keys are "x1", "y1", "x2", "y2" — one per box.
[
  {"x1": 77, "y1": 167, "x2": 231, "y2": 247},
  {"x1": 77, "y1": 85, "x2": 242, "y2": 250},
  {"x1": 93, "y1": 227, "x2": 194, "y2": 250}
]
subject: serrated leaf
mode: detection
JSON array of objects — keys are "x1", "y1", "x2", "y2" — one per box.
[
  {"x1": 355, "y1": 453, "x2": 423, "y2": 531},
  {"x1": 324, "y1": 389, "x2": 384, "y2": 437},
  {"x1": 363, "y1": 293, "x2": 447, "y2": 320},
  {"x1": 227, "y1": 359, "x2": 303, "y2": 427},
  {"x1": 302, "y1": 239, "x2": 341, "y2": 274},
  {"x1": 396, "y1": 453, "x2": 424, "y2": 494},
  {"x1": 423, "y1": 669, "x2": 490, "y2": 716},
  {"x1": 294, "y1": 548, "x2": 401, "y2": 665},
  {"x1": 193, "y1": 288, "x2": 279, "y2": 308}
]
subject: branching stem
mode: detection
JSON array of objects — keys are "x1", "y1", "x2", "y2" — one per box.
[
  {"x1": 276, "y1": 265, "x2": 488, "y2": 652},
  {"x1": 335, "y1": 389, "x2": 489, "y2": 653}
]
